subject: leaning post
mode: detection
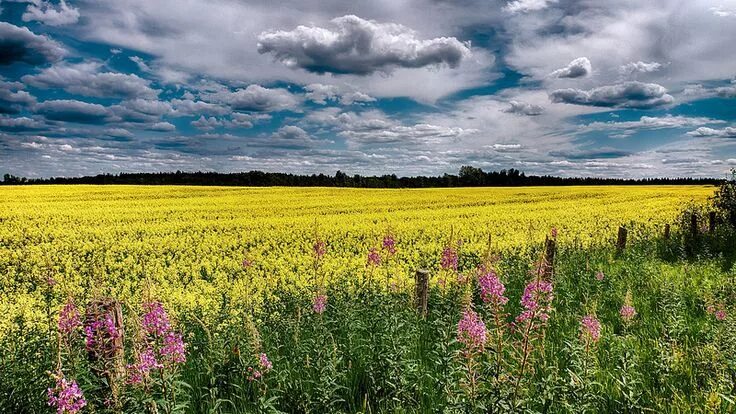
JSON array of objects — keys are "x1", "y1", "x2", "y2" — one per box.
[
  {"x1": 415, "y1": 269, "x2": 429, "y2": 319},
  {"x1": 616, "y1": 226, "x2": 628, "y2": 254}
]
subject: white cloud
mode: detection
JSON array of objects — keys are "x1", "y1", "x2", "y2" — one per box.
[
  {"x1": 504, "y1": 0, "x2": 557, "y2": 14},
  {"x1": 618, "y1": 61, "x2": 662, "y2": 75},
  {"x1": 549, "y1": 57, "x2": 592, "y2": 79},
  {"x1": 687, "y1": 126, "x2": 736, "y2": 138},
  {"x1": 200, "y1": 84, "x2": 301, "y2": 112},
  {"x1": 22, "y1": 0, "x2": 80, "y2": 26},
  {"x1": 550, "y1": 82, "x2": 674, "y2": 109},
  {"x1": 23, "y1": 62, "x2": 159, "y2": 99},
  {"x1": 257, "y1": 15, "x2": 471, "y2": 75}
]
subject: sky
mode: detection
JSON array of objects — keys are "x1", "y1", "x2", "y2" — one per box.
[{"x1": 0, "y1": 0, "x2": 735, "y2": 178}]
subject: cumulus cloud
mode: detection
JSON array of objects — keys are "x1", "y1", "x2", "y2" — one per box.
[
  {"x1": 0, "y1": 80, "x2": 36, "y2": 114},
  {"x1": 266, "y1": 125, "x2": 318, "y2": 149},
  {"x1": 503, "y1": 100, "x2": 543, "y2": 116},
  {"x1": 618, "y1": 61, "x2": 662, "y2": 75},
  {"x1": 304, "y1": 83, "x2": 375, "y2": 105},
  {"x1": 35, "y1": 99, "x2": 109, "y2": 123},
  {"x1": 549, "y1": 57, "x2": 592, "y2": 79},
  {"x1": 580, "y1": 115, "x2": 722, "y2": 132},
  {"x1": 549, "y1": 81, "x2": 674, "y2": 109},
  {"x1": 201, "y1": 84, "x2": 301, "y2": 112},
  {"x1": 22, "y1": 0, "x2": 80, "y2": 26},
  {"x1": 687, "y1": 126, "x2": 736, "y2": 138},
  {"x1": 504, "y1": 0, "x2": 557, "y2": 14},
  {"x1": 0, "y1": 115, "x2": 44, "y2": 131},
  {"x1": 171, "y1": 99, "x2": 230, "y2": 117},
  {"x1": 148, "y1": 121, "x2": 175, "y2": 132},
  {"x1": 104, "y1": 128, "x2": 134, "y2": 140},
  {"x1": 22, "y1": 62, "x2": 159, "y2": 99},
  {"x1": 0, "y1": 22, "x2": 65, "y2": 65},
  {"x1": 257, "y1": 15, "x2": 471, "y2": 75},
  {"x1": 308, "y1": 109, "x2": 476, "y2": 146}
]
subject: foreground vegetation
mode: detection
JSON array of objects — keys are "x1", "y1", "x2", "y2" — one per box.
[{"x1": 2, "y1": 185, "x2": 734, "y2": 413}]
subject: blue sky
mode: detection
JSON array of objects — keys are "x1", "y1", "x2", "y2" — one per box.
[{"x1": 1, "y1": 0, "x2": 735, "y2": 178}]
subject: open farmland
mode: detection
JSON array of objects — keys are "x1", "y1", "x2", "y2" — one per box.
[{"x1": 2, "y1": 185, "x2": 735, "y2": 413}]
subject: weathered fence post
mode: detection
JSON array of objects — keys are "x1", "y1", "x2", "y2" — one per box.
[
  {"x1": 85, "y1": 298, "x2": 125, "y2": 403},
  {"x1": 690, "y1": 213, "x2": 698, "y2": 237},
  {"x1": 616, "y1": 226, "x2": 628, "y2": 254},
  {"x1": 543, "y1": 235, "x2": 556, "y2": 279},
  {"x1": 664, "y1": 223, "x2": 671, "y2": 240},
  {"x1": 709, "y1": 211, "x2": 717, "y2": 233},
  {"x1": 415, "y1": 269, "x2": 429, "y2": 318}
]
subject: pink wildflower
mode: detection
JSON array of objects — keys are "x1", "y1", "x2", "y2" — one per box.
[
  {"x1": 595, "y1": 271, "x2": 605, "y2": 281},
  {"x1": 127, "y1": 347, "x2": 162, "y2": 384},
  {"x1": 58, "y1": 300, "x2": 81, "y2": 336},
  {"x1": 620, "y1": 305, "x2": 636, "y2": 321},
  {"x1": 259, "y1": 353, "x2": 272, "y2": 371},
  {"x1": 247, "y1": 366, "x2": 262, "y2": 381},
  {"x1": 367, "y1": 248, "x2": 381, "y2": 266},
  {"x1": 242, "y1": 258, "x2": 252, "y2": 268},
  {"x1": 441, "y1": 246, "x2": 458, "y2": 271},
  {"x1": 715, "y1": 309, "x2": 727, "y2": 321},
  {"x1": 313, "y1": 294, "x2": 327, "y2": 314},
  {"x1": 47, "y1": 376, "x2": 87, "y2": 414},
  {"x1": 477, "y1": 267, "x2": 508, "y2": 306},
  {"x1": 457, "y1": 308, "x2": 487, "y2": 353},
  {"x1": 382, "y1": 234, "x2": 396, "y2": 255},
  {"x1": 84, "y1": 311, "x2": 120, "y2": 352},
  {"x1": 313, "y1": 240, "x2": 326, "y2": 259},
  {"x1": 160, "y1": 332, "x2": 187, "y2": 364},
  {"x1": 142, "y1": 301, "x2": 172, "y2": 338},
  {"x1": 580, "y1": 315, "x2": 602, "y2": 343},
  {"x1": 550, "y1": 227, "x2": 558, "y2": 238},
  {"x1": 516, "y1": 279, "x2": 554, "y2": 324}
]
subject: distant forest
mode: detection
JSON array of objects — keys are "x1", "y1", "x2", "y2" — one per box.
[{"x1": 1, "y1": 166, "x2": 721, "y2": 188}]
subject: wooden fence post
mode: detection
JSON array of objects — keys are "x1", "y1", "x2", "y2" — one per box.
[
  {"x1": 543, "y1": 235, "x2": 556, "y2": 279},
  {"x1": 664, "y1": 223, "x2": 671, "y2": 240},
  {"x1": 690, "y1": 213, "x2": 698, "y2": 237},
  {"x1": 415, "y1": 269, "x2": 429, "y2": 318},
  {"x1": 616, "y1": 226, "x2": 628, "y2": 254},
  {"x1": 85, "y1": 298, "x2": 125, "y2": 402},
  {"x1": 709, "y1": 212, "x2": 716, "y2": 233}
]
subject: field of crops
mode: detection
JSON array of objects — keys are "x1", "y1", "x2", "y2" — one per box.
[{"x1": 2, "y1": 185, "x2": 735, "y2": 413}]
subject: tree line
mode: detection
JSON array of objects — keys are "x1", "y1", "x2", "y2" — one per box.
[{"x1": 1, "y1": 167, "x2": 721, "y2": 188}]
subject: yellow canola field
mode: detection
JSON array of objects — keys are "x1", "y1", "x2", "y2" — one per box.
[{"x1": 0, "y1": 185, "x2": 713, "y2": 337}]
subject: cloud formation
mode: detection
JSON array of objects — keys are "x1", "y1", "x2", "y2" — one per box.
[
  {"x1": 687, "y1": 127, "x2": 736, "y2": 138},
  {"x1": 23, "y1": 62, "x2": 159, "y2": 99},
  {"x1": 549, "y1": 82, "x2": 674, "y2": 109},
  {"x1": 550, "y1": 57, "x2": 591, "y2": 79},
  {"x1": 22, "y1": 0, "x2": 80, "y2": 26},
  {"x1": 257, "y1": 15, "x2": 471, "y2": 75},
  {"x1": 201, "y1": 84, "x2": 301, "y2": 112},
  {"x1": 0, "y1": 22, "x2": 65, "y2": 65}
]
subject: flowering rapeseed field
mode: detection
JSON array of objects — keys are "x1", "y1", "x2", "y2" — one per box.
[{"x1": 3, "y1": 185, "x2": 734, "y2": 413}]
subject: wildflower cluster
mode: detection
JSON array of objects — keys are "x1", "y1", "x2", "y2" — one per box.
[
  {"x1": 313, "y1": 293, "x2": 327, "y2": 314},
  {"x1": 382, "y1": 234, "x2": 396, "y2": 255},
  {"x1": 58, "y1": 300, "x2": 81, "y2": 337},
  {"x1": 457, "y1": 308, "x2": 487, "y2": 354},
  {"x1": 127, "y1": 301, "x2": 186, "y2": 385},
  {"x1": 580, "y1": 315, "x2": 602, "y2": 344},
  {"x1": 477, "y1": 267, "x2": 508, "y2": 306},
  {"x1": 441, "y1": 246, "x2": 459, "y2": 271},
  {"x1": 516, "y1": 279, "x2": 554, "y2": 324},
  {"x1": 706, "y1": 303, "x2": 727, "y2": 321},
  {"x1": 84, "y1": 308, "x2": 120, "y2": 353},
  {"x1": 367, "y1": 248, "x2": 381, "y2": 267},
  {"x1": 247, "y1": 352, "x2": 273, "y2": 381},
  {"x1": 47, "y1": 375, "x2": 87, "y2": 414},
  {"x1": 620, "y1": 290, "x2": 637, "y2": 323}
]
